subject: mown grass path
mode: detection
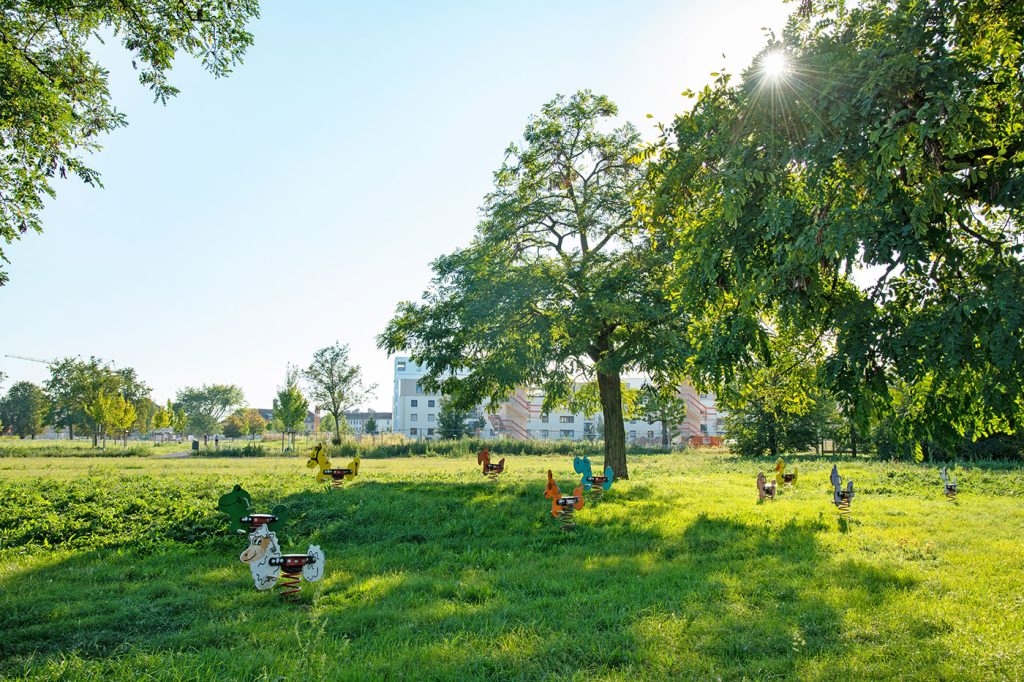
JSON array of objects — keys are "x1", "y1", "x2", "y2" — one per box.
[{"x1": 1, "y1": 451, "x2": 1022, "y2": 680}]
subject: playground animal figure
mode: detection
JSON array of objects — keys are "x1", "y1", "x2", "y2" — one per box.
[
  {"x1": 940, "y1": 467, "x2": 958, "y2": 499},
  {"x1": 239, "y1": 524, "x2": 325, "y2": 597},
  {"x1": 774, "y1": 458, "x2": 798, "y2": 488},
  {"x1": 544, "y1": 469, "x2": 585, "y2": 530},
  {"x1": 757, "y1": 472, "x2": 777, "y2": 501},
  {"x1": 239, "y1": 524, "x2": 282, "y2": 591},
  {"x1": 477, "y1": 447, "x2": 505, "y2": 482},
  {"x1": 217, "y1": 484, "x2": 288, "y2": 535},
  {"x1": 307, "y1": 443, "x2": 360, "y2": 487},
  {"x1": 830, "y1": 465, "x2": 854, "y2": 518},
  {"x1": 573, "y1": 455, "x2": 613, "y2": 499}
]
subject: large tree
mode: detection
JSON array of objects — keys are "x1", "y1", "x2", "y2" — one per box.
[
  {"x1": 0, "y1": 380, "x2": 48, "y2": 438},
  {"x1": 0, "y1": 0, "x2": 260, "y2": 285},
  {"x1": 380, "y1": 91, "x2": 692, "y2": 478},
  {"x1": 175, "y1": 384, "x2": 244, "y2": 435},
  {"x1": 657, "y1": 0, "x2": 1024, "y2": 449},
  {"x1": 304, "y1": 343, "x2": 375, "y2": 445}
]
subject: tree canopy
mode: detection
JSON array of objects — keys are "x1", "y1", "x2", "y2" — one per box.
[
  {"x1": 0, "y1": 380, "x2": 47, "y2": 438},
  {"x1": 0, "y1": 0, "x2": 260, "y2": 285},
  {"x1": 656, "y1": 0, "x2": 1024, "y2": 450},
  {"x1": 175, "y1": 383, "x2": 244, "y2": 435},
  {"x1": 44, "y1": 357, "x2": 149, "y2": 442},
  {"x1": 380, "y1": 91, "x2": 692, "y2": 478},
  {"x1": 305, "y1": 343, "x2": 375, "y2": 445},
  {"x1": 272, "y1": 365, "x2": 308, "y2": 449}
]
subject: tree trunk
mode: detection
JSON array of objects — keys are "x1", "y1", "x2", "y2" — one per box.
[
  {"x1": 767, "y1": 416, "x2": 778, "y2": 458},
  {"x1": 661, "y1": 413, "x2": 671, "y2": 447},
  {"x1": 598, "y1": 370, "x2": 628, "y2": 479}
]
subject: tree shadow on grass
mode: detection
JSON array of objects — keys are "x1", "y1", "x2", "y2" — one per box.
[{"x1": 0, "y1": 478, "x2": 947, "y2": 679}]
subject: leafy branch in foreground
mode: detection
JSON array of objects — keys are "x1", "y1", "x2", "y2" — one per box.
[{"x1": 0, "y1": 0, "x2": 260, "y2": 284}]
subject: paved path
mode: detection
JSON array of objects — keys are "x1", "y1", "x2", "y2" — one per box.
[{"x1": 157, "y1": 451, "x2": 192, "y2": 459}]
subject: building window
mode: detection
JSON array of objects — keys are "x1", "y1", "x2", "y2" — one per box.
[
  {"x1": 700, "y1": 423, "x2": 708, "y2": 433},
  {"x1": 541, "y1": 429, "x2": 549, "y2": 438},
  {"x1": 489, "y1": 429, "x2": 496, "y2": 436},
  {"x1": 428, "y1": 414, "x2": 435, "y2": 422},
  {"x1": 559, "y1": 415, "x2": 574, "y2": 423},
  {"x1": 541, "y1": 414, "x2": 549, "y2": 423},
  {"x1": 427, "y1": 428, "x2": 435, "y2": 436},
  {"x1": 415, "y1": 383, "x2": 423, "y2": 394},
  {"x1": 410, "y1": 427, "x2": 418, "y2": 436},
  {"x1": 560, "y1": 429, "x2": 575, "y2": 438},
  {"x1": 410, "y1": 414, "x2": 418, "y2": 422},
  {"x1": 647, "y1": 430, "x2": 655, "y2": 438},
  {"x1": 397, "y1": 361, "x2": 406, "y2": 371},
  {"x1": 629, "y1": 430, "x2": 636, "y2": 439},
  {"x1": 410, "y1": 399, "x2": 418, "y2": 407},
  {"x1": 428, "y1": 399, "x2": 435, "y2": 407}
]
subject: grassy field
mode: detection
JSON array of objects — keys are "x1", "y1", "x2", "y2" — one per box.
[{"x1": 1, "y1": 450, "x2": 1022, "y2": 680}]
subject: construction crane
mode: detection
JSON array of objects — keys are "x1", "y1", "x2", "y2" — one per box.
[
  {"x1": 4, "y1": 354, "x2": 54, "y2": 365},
  {"x1": 5, "y1": 354, "x2": 112, "y2": 366}
]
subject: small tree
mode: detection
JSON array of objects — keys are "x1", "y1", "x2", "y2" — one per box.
[
  {"x1": 319, "y1": 413, "x2": 353, "y2": 439},
  {"x1": 718, "y1": 328, "x2": 834, "y2": 457},
  {"x1": 637, "y1": 381, "x2": 688, "y2": 447},
  {"x1": 241, "y1": 408, "x2": 266, "y2": 441},
  {"x1": 305, "y1": 343, "x2": 376, "y2": 446},
  {"x1": 0, "y1": 381, "x2": 48, "y2": 439},
  {"x1": 106, "y1": 393, "x2": 138, "y2": 446},
  {"x1": 273, "y1": 365, "x2": 309, "y2": 451},
  {"x1": 172, "y1": 406, "x2": 189, "y2": 436},
  {"x1": 133, "y1": 398, "x2": 159, "y2": 437},
  {"x1": 364, "y1": 417, "x2": 378, "y2": 436},
  {"x1": 153, "y1": 403, "x2": 172, "y2": 431},
  {"x1": 437, "y1": 402, "x2": 470, "y2": 440},
  {"x1": 222, "y1": 412, "x2": 249, "y2": 439}
]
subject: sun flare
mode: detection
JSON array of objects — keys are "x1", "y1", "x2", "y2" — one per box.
[{"x1": 761, "y1": 51, "x2": 789, "y2": 78}]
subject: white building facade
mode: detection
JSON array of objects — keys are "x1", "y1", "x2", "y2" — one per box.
[
  {"x1": 391, "y1": 356, "x2": 723, "y2": 443},
  {"x1": 343, "y1": 411, "x2": 393, "y2": 435}
]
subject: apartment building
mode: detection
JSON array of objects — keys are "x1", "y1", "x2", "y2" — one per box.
[
  {"x1": 391, "y1": 356, "x2": 724, "y2": 442},
  {"x1": 343, "y1": 410, "x2": 393, "y2": 435}
]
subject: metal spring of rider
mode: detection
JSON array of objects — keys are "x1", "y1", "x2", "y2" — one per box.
[
  {"x1": 588, "y1": 486, "x2": 604, "y2": 503},
  {"x1": 836, "y1": 495, "x2": 852, "y2": 520},
  {"x1": 487, "y1": 469, "x2": 501, "y2": 483},
  {"x1": 557, "y1": 506, "x2": 576, "y2": 531},
  {"x1": 945, "y1": 485, "x2": 958, "y2": 501},
  {"x1": 278, "y1": 569, "x2": 302, "y2": 602}
]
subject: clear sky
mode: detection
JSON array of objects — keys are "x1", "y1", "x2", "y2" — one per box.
[{"x1": 0, "y1": 0, "x2": 794, "y2": 410}]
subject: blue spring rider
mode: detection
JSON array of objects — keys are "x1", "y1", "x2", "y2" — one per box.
[{"x1": 573, "y1": 455, "x2": 614, "y2": 500}]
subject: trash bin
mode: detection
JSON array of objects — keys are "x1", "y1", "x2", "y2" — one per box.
[{"x1": 191, "y1": 440, "x2": 199, "y2": 451}]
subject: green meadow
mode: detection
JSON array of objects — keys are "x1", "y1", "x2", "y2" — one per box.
[{"x1": 1, "y1": 450, "x2": 1022, "y2": 680}]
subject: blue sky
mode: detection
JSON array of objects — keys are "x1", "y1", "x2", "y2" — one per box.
[{"x1": 0, "y1": 0, "x2": 793, "y2": 410}]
